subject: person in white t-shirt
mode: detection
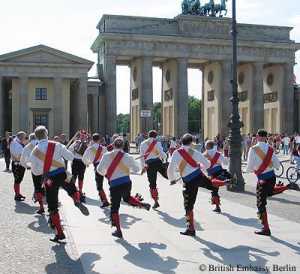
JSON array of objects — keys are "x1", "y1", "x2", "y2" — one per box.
[{"x1": 282, "y1": 134, "x2": 290, "y2": 155}]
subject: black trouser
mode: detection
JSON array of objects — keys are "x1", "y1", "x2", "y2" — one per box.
[
  {"x1": 45, "y1": 172, "x2": 77, "y2": 214},
  {"x1": 146, "y1": 159, "x2": 168, "y2": 189},
  {"x1": 256, "y1": 176, "x2": 276, "y2": 215},
  {"x1": 94, "y1": 163, "x2": 104, "y2": 192},
  {"x1": 4, "y1": 152, "x2": 11, "y2": 169},
  {"x1": 12, "y1": 162, "x2": 25, "y2": 184},
  {"x1": 183, "y1": 174, "x2": 218, "y2": 212},
  {"x1": 71, "y1": 159, "x2": 86, "y2": 181},
  {"x1": 110, "y1": 182, "x2": 132, "y2": 214},
  {"x1": 31, "y1": 174, "x2": 43, "y2": 193}
]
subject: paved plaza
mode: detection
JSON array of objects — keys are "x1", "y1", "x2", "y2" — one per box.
[{"x1": 1, "y1": 156, "x2": 300, "y2": 274}]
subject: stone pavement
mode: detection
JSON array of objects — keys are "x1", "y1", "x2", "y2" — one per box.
[{"x1": 1, "y1": 157, "x2": 300, "y2": 274}]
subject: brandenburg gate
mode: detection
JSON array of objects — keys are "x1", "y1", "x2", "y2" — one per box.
[{"x1": 91, "y1": 14, "x2": 300, "y2": 139}]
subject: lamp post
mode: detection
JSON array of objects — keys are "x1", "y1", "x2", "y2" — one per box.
[{"x1": 227, "y1": 0, "x2": 245, "y2": 192}]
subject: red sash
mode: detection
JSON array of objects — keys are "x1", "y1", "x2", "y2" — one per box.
[
  {"x1": 178, "y1": 148, "x2": 198, "y2": 168},
  {"x1": 144, "y1": 140, "x2": 157, "y2": 160},
  {"x1": 43, "y1": 142, "x2": 56, "y2": 174},
  {"x1": 106, "y1": 151, "x2": 124, "y2": 180},
  {"x1": 255, "y1": 147, "x2": 273, "y2": 176},
  {"x1": 93, "y1": 145, "x2": 103, "y2": 164},
  {"x1": 210, "y1": 152, "x2": 221, "y2": 168}
]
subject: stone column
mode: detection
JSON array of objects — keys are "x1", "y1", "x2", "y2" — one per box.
[
  {"x1": 79, "y1": 76, "x2": 88, "y2": 130},
  {"x1": 141, "y1": 57, "x2": 153, "y2": 132},
  {"x1": 282, "y1": 63, "x2": 295, "y2": 134},
  {"x1": 100, "y1": 55, "x2": 117, "y2": 135},
  {"x1": 0, "y1": 76, "x2": 4, "y2": 136},
  {"x1": 53, "y1": 77, "x2": 63, "y2": 134},
  {"x1": 219, "y1": 60, "x2": 232, "y2": 137},
  {"x1": 176, "y1": 58, "x2": 188, "y2": 136},
  {"x1": 250, "y1": 62, "x2": 264, "y2": 133},
  {"x1": 19, "y1": 76, "x2": 28, "y2": 132},
  {"x1": 200, "y1": 65, "x2": 205, "y2": 140}
]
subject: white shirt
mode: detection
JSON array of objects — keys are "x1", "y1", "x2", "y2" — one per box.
[
  {"x1": 69, "y1": 140, "x2": 84, "y2": 160},
  {"x1": 167, "y1": 145, "x2": 210, "y2": 182},
  {"x1": 97, "y1": 149, "x2": 140, "y2": 181},
  {"x1": 10, "y1": 137, "x2": 24, "y2": 161},
  {"x1": 29, "y1": 139, "x2": 74, "y2": 176},
  {"x1": 170, "y1": 140, "x2": 177, "y2": 149},
  {"x1": 283, "y1": 137, "x2": 290, "y2": 146},
  {"x1": 140, "y1": 138, "x2": 167, "y2": 167},
  {"x1": 295, "y1": 136, "x2": 300, "y2": 144},
  {"x1": 204, "y1": 148, "x2": 228, "y2": 168},
  {"x1": 246, "y1": 142, "x2": 281, "y2": 174},
  {"x1": 20, "y1": 140, "x2": 37, "y2": 168},
  {"x1": 82, "y1": 143, "x2": 107, "y2": 166}
]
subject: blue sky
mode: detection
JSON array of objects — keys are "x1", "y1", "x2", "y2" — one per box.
[{"x1": 0, "y1": 0, "x2": 299, "y2": 113}]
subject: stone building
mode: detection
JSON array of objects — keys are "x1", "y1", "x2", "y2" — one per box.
[
  {"x1": 0, "y1": 44, "x2": 94, "y2": 137},
  {"x1": 92, "y1": 14, "x2": 300, "y2": 139}
]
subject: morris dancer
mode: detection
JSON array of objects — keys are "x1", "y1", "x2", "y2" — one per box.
[
  {"x1": 140, "y1": 130, "x2": 168, "y2": 209},
  {"x1": 169, "y1": 137, "x2": 179, "y2": 156},
  {"x1": 168, "y1": 133, "x2": 230, "y2": 237},
  {"x1": 246, "y1": 129, "x2": 292, "y2": 236},
  {"x1": 203, "y1": 140, "x2": 231, "y2": 213},
  {"x1": 97, "y1": 137, "x2": 151, "y2": 239},
  {"x1": 69, "y1": 130, "x2": 89, "y2": 202},
  {"x1": 20, "y1": 133, "x2": 45, "y2": 214},
  {"x1": 10, "y1": 131, "x2": 27, "y2": 201},
  {"x1": 30, "y1": 126, "x2": 89, "y2": 242},
  {"x1": 83, "y1": 133, "x2": 110, "y2": 208}
]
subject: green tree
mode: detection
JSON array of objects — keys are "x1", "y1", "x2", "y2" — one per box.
[
  {"x1": 117, "y1": 113, "x2": 130, "y2": 134},
  {"x1": 153, "y1": 102, "x2": 161, "y2": 131},
  {"x1": 188, "y1": 96, "x2": 201, "y2": 134}
]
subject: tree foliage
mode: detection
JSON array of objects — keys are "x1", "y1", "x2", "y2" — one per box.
[
  {"x1": 117, "y1": 96, "x2": 201, "y2": 135},
  {"x1": 117, "y1": 113, "x2": 130, "y2": 133},
  {"x1": 188, "y1": 96, "x2": 201, "y2": 134}
]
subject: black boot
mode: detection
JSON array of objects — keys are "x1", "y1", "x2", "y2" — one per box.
[
  {"x1": 112, "y1": 229, "x2": 123, "y2": 239},
  {"x1": 50, "y1": 232, "x2": 66, "y2": 243},
  {"x1": 74, "y1": 202, "x2": 89, "y2": 216},
  {"x1": 14, "y1": 194, "x2": 25, "y2": 201},
  {"x1": 255, "y1": 229, "x2": 271, "y2": 236},
  {"x1": 213, "y1": 205, "x2": 221, "y2": 213},
  {"x1": 180, "y1": 229, "x2": 196, "y2": 237},
  {"x1": 153, "y1": 201, "x2": 160, "y2": 209},
  {"x1": 141, "y1": 203, "x2": 151, "y2": 211},
  {"x1": 101, "y1": 201, "x2": 110, "y2": 208}
]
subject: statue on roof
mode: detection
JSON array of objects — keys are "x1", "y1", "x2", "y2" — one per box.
[{"x1": 181, "y1": 0, "x2": 228, "y2": 17}]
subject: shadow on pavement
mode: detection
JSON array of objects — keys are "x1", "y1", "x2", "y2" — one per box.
[
  {"x1": 194, "y1": 236, "x2": 279, "y2": 273},
  {"x1": 116, "y1": 240, "x2": 178, "y2": 274},
  {"x1": 85, "y1": 196, "x2": 100, "y2": 207},
  {"x1": 241, "y1": 191, "x2": 300, "y2": 206},
  {"x1": 221, "y1": 212, "x2": 261, "y2": 229},
  {"x1": 45, "y1": 244, "x2": 101, "y2": 274},
  {"x1": 14, "y1": 201, "x2": 36, "y2": 215},
  {"x1": 28, "y1": 214, "x2": 52, "y2": 234},
  {"x1": 271, "y1": 236, "x2": 300, "y2": 255},
  {"x1": 98, "y1": 208, "x2": 142, "y2": 229},
  {"x1": 156, "y1": 210, "x2": 203, "y2": 231}
]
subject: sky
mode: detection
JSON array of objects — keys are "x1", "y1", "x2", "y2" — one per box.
[{"x1": 0, "y1": 0, "x2": 299, "y2": 114}]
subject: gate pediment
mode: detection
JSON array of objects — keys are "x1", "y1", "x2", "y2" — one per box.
[{"x1": 0, "y1": 44, "x2": 93, "y2": 66}]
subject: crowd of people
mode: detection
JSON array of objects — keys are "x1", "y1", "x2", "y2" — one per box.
[{"x1": 0, "y1": 127, "x2": 296, "y2": 243}]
